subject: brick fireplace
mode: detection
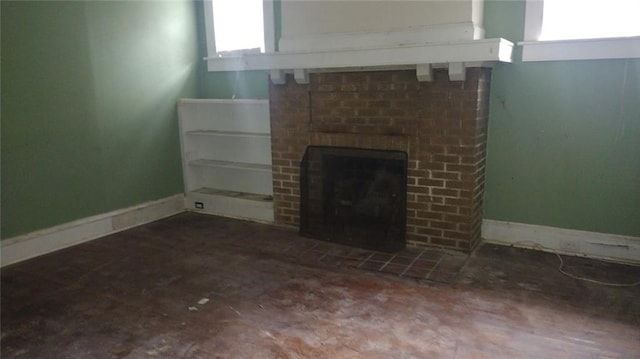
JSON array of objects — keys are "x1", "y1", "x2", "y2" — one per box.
[{"x1": 269, "y1": 68, "x2": 491, "y2": 252}]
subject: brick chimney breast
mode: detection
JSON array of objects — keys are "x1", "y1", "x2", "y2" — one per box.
[{"x1": 269, "y1": 68, "x2": 491, "y2": 252}]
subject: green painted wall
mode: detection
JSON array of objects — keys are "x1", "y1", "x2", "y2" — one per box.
[
  {"x1": 1, "y1": 1, "x2": 199, "y2": 238},
  {"x1": 483, "y1": 0, "x2": 640, "y2": 236}
]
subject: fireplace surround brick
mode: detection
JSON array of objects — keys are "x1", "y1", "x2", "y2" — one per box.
[{"x1": 269, "y1": 68, "x2": 491, "y2": 252}]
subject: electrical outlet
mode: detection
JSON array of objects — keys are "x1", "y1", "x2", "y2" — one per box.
[{"x1": 195, "y1": 202, "x2": 204, "y2": 209}]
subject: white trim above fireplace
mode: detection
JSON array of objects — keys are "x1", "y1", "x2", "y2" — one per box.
[
  {"x1": 205, "y1": 38, "x2": 513, "y2": 83},
  {"x1": 278, "y1": 23, "x2": 486, "y2": 53}
]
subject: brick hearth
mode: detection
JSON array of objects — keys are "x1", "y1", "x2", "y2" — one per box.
[{"x1": 269, "y1": 68, "x2": 491, "y2": 252}]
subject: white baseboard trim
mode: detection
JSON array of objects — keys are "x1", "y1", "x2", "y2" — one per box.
[
  {"x1": 482, "y1": 219, "x2": 640, "y2": 264},
  {"x1": 5, "y1": 208, "x2": 638, "y2": 267},
  {"x1": 1, "y1": 194, "x2": 185, "y2": 267}
]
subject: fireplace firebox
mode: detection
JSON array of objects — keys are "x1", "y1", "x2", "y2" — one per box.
[{"x1": 300, "y1": 146, "x2": 407, "y2": 252}]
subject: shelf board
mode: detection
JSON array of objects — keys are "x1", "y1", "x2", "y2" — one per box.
[
  {"x1": 205, "y1": 38, "x2": 514, "y2": 72},
  {"x1": 189, "y1": 159, "x2": 272, "y2": 172},
  {"x1": 186, "y1": 130, "x2": 270, "y2": 138},
  {"x1": 190, "y1": 187, "x2": 273, "y2": 202},
  {"x1": 178, "y1": 98, "x2": 269, "y2": 105},
  {"x1": 186, "y1": 187, "x2": 274, "y2": 222}
]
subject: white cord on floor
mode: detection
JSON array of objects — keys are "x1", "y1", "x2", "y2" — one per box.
[{"x1": 508, "y1": 241, "x2": 640, "y2": 287}]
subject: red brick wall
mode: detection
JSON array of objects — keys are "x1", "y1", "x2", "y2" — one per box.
[{"x1": 269, "y1": 68, "x2": 491, "y2": 252}]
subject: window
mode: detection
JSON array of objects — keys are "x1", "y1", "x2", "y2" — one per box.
[
  {"x1": 203, "y1": 0, "x2": 275, "y2": 62},
  {"x1": 539, "y1": 0, "x2": 640, "y2": 41},
  {"x1": 521, "y1": 0, "x2": 640, "y2": 61},
  {"x1": 212, "y1": 0, "x2": 264, "y2": 53}
]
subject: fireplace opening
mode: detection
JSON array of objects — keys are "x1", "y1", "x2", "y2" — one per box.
[{"x1": 300, "y1": 146, "x2": 408, "y2": 252}]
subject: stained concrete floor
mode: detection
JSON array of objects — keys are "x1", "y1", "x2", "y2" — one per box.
[{"x1": 2, "y1": 213, "x2": 639, "y2": 358}]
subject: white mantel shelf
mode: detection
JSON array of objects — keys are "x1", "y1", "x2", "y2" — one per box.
[{"x1": 205, "y1": 38, "x2": 513, "y2": 83}]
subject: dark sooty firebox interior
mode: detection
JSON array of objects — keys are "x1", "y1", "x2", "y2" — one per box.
[{"x1": 300, "y1": 146, "x2": 408, "y2": 252}]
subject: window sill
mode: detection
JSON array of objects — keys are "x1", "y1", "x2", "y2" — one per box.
[{"x1": 519, "y1": 36, "x2": 640, "y2": 62}]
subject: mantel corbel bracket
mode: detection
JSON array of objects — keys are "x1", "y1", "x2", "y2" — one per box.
[
  {"x1": 415, "y1": 62, "x2": 469, "y2": 82},
  {"x1": 294, "y1": 69, "x2": 310, "y2": 84}
]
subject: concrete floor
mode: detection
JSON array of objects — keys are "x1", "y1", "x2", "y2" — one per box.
[{"x1": 2, "y1": 213, "x2": 639, "y2": 358}]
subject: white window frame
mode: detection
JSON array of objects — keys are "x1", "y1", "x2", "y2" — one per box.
[
  {"x1": 203, "y1": 0, "x2": 276, "y2": 70},
  {"x1": 520, "y1": 0, "x2": 640, "y2": 62}
]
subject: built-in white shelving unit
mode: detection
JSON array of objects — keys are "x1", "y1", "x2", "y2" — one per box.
[{"x1": 178, "y1": 99, "x2": 274, "y2": 222}]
